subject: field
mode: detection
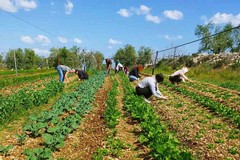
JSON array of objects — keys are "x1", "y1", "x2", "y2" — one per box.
[{"x1": 0, "y1": 68, "x2": 239, "y2": 160}]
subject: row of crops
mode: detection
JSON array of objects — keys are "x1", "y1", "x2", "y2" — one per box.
[{"x1": 0, "y1": 72, "x2": 105, "y2": 159}]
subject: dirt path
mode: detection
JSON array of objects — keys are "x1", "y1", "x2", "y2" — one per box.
[
  {"x1": 52, "y1": 76, "x2": 111, "y2": 160},
  {"x1": 112, "y1": 75, "x2": 150, "y2": 159}
]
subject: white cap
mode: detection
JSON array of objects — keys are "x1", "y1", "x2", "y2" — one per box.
[{"x1": 182, "y1": 67, "x2": 188, "y2": 73}]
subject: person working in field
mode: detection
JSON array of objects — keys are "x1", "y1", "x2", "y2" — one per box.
[
  {"x1": 136, "y1": 73, "x2": 168, "y2": 103},
  {"x1": 75, "y1": 69, "x2": 89, "y2": 81},
  {"x1": 128, "y1": 64, "x2": 143, "y2": 82},
  {"x1": 56, "y1": 65, "x2": 75, "y2": 83},
  {"x1": 169, "y1": 67, "x2": 192, "y2": 84},
  {"x1": 105, "y1": 58, "x2": 112, "y2": 76},
  {"x1": 114, "y1": 60, "x2": 124, "y2": 74}
]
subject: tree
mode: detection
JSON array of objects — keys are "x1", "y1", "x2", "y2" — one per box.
[
  {"x1": 212, "y1": 23, "x2": 233, "y2": 54},
  {"x1": 113, "y1": 44, "x2": 137, "y2": 67},
  {"x1": 195, "y1": 23, "x2": 236, "y2": 54},
  {"x1": 195, "y1": 23, "x2": 213, "y2": 53},
  {"x1": 24, "y1": 49, "x2": 38, "y2": 69},
  {"x1": 94, "y1": 51, "x2": 104, "y2": 70},
  {"x1": 48, "y1": 47, "x2": 59, "y2": 68},
  {"x1": 137, "y1": 46, "x2": 152, "y2": 66},
  {"x1": 0, "y1": 53, "x2": 4, "y2": 68},
  {"x1": 231, "y1": 26, "x2": 240, "y2": 52},
  {"x1": 5, "y1": 49, "x2": 24, "y2": 69}
]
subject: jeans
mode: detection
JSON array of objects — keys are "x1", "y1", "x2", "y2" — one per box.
[
  {"x1": 56, "y1": 66, "x2": 64, "y2": 82},
  {"x1": 129, "y1": 75, "x2": 138, "y2": 82}
]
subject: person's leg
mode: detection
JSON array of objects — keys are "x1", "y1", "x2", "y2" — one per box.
[
  {"x1": 129, "y1": 75, "x2": 138, "y2": 82},
  {"x1": 56, "y1": 66, "x2": 64, "y2": 82},
  {"x1": 175, "y1": 75, "x2": 182, "y2": 83},
  {"x1": 169, "y1": 75, "x2": 181, "y2": 84},
  {"x1": 63, "y1": 71, "x2": 66, "y2": 82},
  {"x1": 136, "y1": 86, "x2": 152, "y2": 99}
]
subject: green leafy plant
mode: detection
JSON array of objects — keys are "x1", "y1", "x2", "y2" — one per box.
[
  {"x1": 14, "y1": 133, "x2": 28, "y2": 145},
  {"x1": 23, "y1": 148, "x2": 52, "y2": 160},
  {"x1": 0, "y1": 145, "x2": 14, "y2": 156}
]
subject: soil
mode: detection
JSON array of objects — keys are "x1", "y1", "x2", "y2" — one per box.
[{"x1": 52, "y1": 76, "x2": 112, "y2": 159}]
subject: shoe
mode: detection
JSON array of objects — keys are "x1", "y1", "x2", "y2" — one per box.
[{"x1": 144, "y1": 98, "x2": 151, "y2": 103}]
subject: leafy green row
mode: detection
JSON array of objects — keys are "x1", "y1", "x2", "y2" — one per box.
[
  {"x1": 120, "y1": 73, "x2": 192, "y2": 160},
  {"x1": 0, "y1": 71, "x2": 57, "y2": 89},
  {"x1": 165, "y1": 82, "x2": 240, "y2": 128},
  {"x1": 183, "y1": 82, "x2": 239, "y2": 101},
  {"x1": 0, "y1": 69, "x2": 55, "y2": 77},
  {"x1": 93, "y1": 76, "x2": 124, "y2": 159},
  {"x1": 0, "y1": 80, "x2": 64, "y2": 125},
  {"x1": 22, "y1": 72, "x2": 105, "y2": 159},
  {"x1": 104, "y1": 77, "x2": 121, "y2": 129}
]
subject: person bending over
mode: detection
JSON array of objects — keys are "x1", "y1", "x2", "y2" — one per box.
[
  {"x1": 128, "y1": 65, "x2": 143, "y2": 82},
  {"x1": 136, "y1": 73, "x2": 168, "y2": 103},
  {"x1": 75, "y1": 69, "x2": 89, "y2": 81},
  {"x1": 169, "y1": 67, "x2": 192, "y2": 84},
  {"x1": 56, "y1": 65, "x2": 75, "y2": 83}
]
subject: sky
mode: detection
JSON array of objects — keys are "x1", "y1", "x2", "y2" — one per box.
[{"x1": 0, "y1": 0, "x2": 240, "y2": 58}]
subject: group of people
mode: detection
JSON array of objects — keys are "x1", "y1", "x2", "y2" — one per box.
[
  {"x1": 105, "y1": 58, "x2": 192, "y2": 103},
  {"x1": 56, "y1": 65, "x2": 88, "y2": 83},
  {"x1": 135, "y1": 67, "x2": 192, "y2": 103},
  {"x1": 57, "y1": 59, "x2": 192, "y2": 104}
]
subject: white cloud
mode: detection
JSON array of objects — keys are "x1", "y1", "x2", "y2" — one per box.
[
  {"x1": 0, "y1": 0, "x2": 17, "y2": 12},
  {"x1": 73, "y1": 38, "x2": 82, "y2": 44},
  {"x1": 109, "y1": 38, "x2": 122, "y2": 45},
  {"x1": 0, "y1": 0, "x2": 37, "y2": 12},
  {"x1": 134, "y1": 5, "x2": 151, "y2": 15},
  {"x1": 21, "y1": 36, "x2": 34, "y2": 44},
  {"x1": 205, "y1": 12, "x2": 240, "y2": 26},
  {"x1": 58, "y1": 37, "x2": 68, "y2": 43},
  {"x1": 108, "y1": 45, "x2": 113, "y2": 49},
  {"x1": 35, "y1": 35, "x2": 51, "y2": 45},
  {"x1": 164, "y1": 34, "x2": 183, "y2": 40},
  {"x1": 33, "y1": 48, "x2": 50, "y2": 57},
  {"x1": 17, "y1": 0, "x2": 37, "y2": 11},
  {"x1": 163, "y1": 10, "x2": 183, "y2": 20},
  {"x1": 117, "y1": 9, "x2": 132, "y2": 17},
  {"x1": 145, "y1": 14, "x2": 161, "y2": 24},
  {"x1": 65, "y1": 0, "x2": 73, "y2": 14}
]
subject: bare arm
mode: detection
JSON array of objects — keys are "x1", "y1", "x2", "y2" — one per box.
[{"x1": 65, "y1": 71, "x2": 69, "y2": 83}]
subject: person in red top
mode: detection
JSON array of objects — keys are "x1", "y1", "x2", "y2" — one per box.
[
  {"x1": 105, "y1": 58, "x2": 112, "y2": 76},
  {"x1": 124, "y1": 66, "x2": 129, "y2": 74}
]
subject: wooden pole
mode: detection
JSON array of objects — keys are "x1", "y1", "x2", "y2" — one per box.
[{"x1": 152, "y1": 51, "x2": 158, "y2": 75}]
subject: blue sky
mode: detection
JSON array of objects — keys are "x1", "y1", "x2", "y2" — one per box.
[{"x1": 0, "y1": 0, "x2": 239, "y2": 58}]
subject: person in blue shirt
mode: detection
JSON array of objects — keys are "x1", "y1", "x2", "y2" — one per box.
[
  {"x1": 56, "y1": 65, "x2": 75, "y2": 83},
  {"x1": 136, "y1": 73, "x2": 168, "y2": 103}
]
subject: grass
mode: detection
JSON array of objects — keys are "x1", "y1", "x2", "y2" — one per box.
[{"x1": 144, "y1": 63, "x2": 240, "y2": 91}]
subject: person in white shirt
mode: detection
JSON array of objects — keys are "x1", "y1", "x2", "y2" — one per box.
[
  {"x1": 136, "y1": 73, "x2": 168, "y2": 103},
  {"x1": 169, "y1": 67, "x2": 192, "y2": 84},
  {"x1": 115, "y1": 61, "x2": 124, "y2": 73}
]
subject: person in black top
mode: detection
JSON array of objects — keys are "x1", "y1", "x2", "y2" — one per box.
[
  {"x1": 128, "y1": 65, "x2": 143, "y2": 82},
  {"x1": 75, "y1": 69, "x2": 88, "y2": 81}
]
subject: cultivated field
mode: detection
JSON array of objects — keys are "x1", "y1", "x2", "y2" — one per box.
[{"x1": 0, "y1": 69, "x2": 239, "y2": 160}]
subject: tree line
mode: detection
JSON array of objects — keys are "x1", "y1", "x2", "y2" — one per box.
[{"x1": 0, "y1": 23, "x2": 239, "y2": 70}]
